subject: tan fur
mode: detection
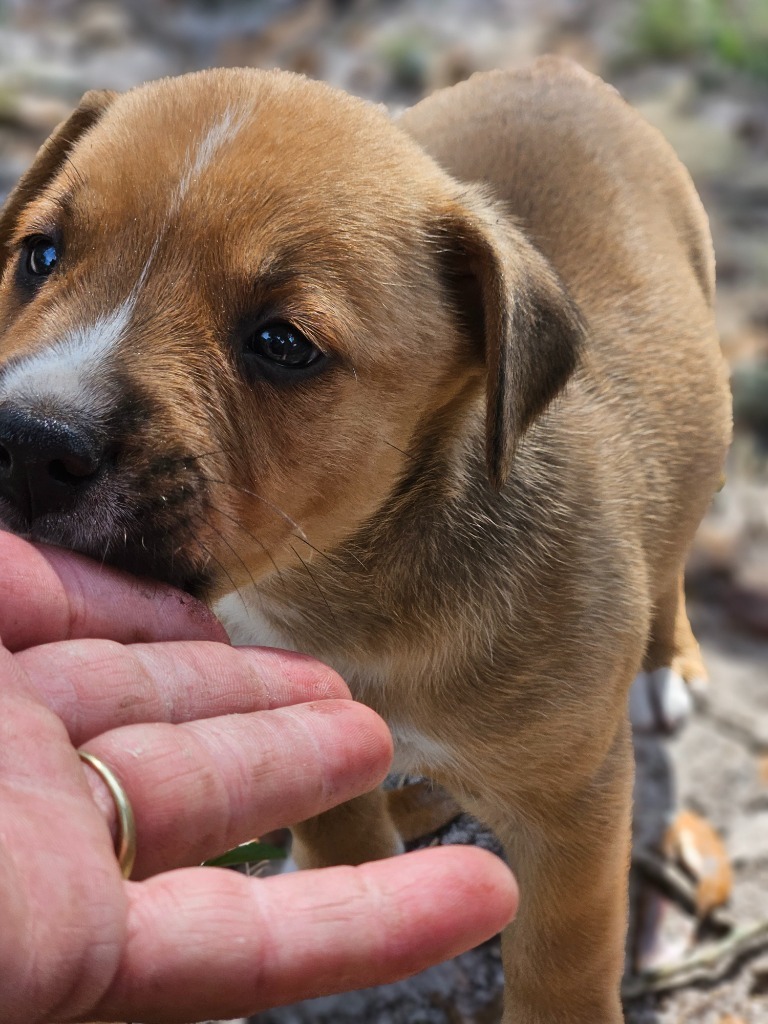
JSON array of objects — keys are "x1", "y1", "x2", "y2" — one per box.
[{"x1": 0, "y1": 59, "x2": 731, "y2": 1022}]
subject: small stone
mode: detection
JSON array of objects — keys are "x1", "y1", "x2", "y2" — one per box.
[{"x1": 728, "y1": 812, "x2": 768, "y2": 867}]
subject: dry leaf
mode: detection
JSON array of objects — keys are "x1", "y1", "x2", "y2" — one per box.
[{"x1": 662, "y1": 810, "x2": 733, "y2": 915}]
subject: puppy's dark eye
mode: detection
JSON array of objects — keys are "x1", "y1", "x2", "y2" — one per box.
[
  {"x1": 246, "y1": 323, "x2": 322, "y2": 370},
  {"x1": 25, "y1": 237, "x2": 59, "y2": 277}
]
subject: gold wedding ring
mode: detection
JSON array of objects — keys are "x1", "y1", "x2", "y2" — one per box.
[{"x1": 79, "y1": 751, "x2": 137, "y2": 879}]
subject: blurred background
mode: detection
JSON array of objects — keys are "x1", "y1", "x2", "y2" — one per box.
[{"x1": 0, "y1": 1, "x2": 766, "y2": 1021}]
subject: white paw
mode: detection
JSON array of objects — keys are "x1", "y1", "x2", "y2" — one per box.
[
  {"x1": 629, "y1": 667, "x2": 694, "y2": 735},
  {"x1": 279, "y1": 853, "x2": 300, "y2": 874}
]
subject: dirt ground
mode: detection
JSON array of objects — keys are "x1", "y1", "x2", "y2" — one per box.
[{"x1": 1, "y1": 2, "x2": 766, "y2": 1022}]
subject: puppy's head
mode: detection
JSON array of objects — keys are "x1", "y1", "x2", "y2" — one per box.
[{"x1": 0, "y1": 69, "x2": 582, "y2": 599}]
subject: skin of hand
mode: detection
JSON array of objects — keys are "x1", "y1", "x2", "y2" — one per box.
[{"x1": 0, "y1": 530, "x2": 518, "y2": 1024}]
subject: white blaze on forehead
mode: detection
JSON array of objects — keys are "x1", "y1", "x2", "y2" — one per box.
[
  {"x1": 0, "y1": 297, "x2": 135, "y2": 417},
  {"x1": 0, "y1": 105, "x2": 252, "y2": 418},
  {"x1": 174, "y1": 102, "x2": 252, "y2": 209}
]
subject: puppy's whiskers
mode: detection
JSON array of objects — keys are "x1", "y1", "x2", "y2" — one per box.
[
  {"x1": 205, "y1": 500, "x2": 285, "y2": 584},
  {"x1": 191, "y1": 507, "x2": 257, "y2": 594},
  {"x1": 217, "y1": 479, "x2": 365, "y2": 576},
  {"x1": 290, "y1": 543, "x2": 341, "y2": 636},
  {"x1": 170, "y1": 453, "x2": 356, "y2": 574},
  {"x1": 194, "y1": 533, "x2": 248, "y2": 615},
  {"x1": 294, "y1": 531, "x2": 367, "y2": 573},
  {"x1": 381, "y1": 437, "x2": 409, "y2": 458},
  {"x1": 98, "y1": 538, "x2": 111, "y2": 573},
  {"x1": 211, "y1": 479, "x2": 311, "y2": 544},
  {"x1": 165, "y1": 445, "x2": 234, "y2": 468},
  {"x1": 202, "y1": 474, "x2": 309, "y2": 543}
]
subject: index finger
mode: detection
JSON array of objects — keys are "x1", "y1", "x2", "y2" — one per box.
[
  {"x1": 0, "y1": 531, "x2": 228, "y2": 651},
  {"x1": 91, "y1": 848, "x2": 518, "y2": 1022}
]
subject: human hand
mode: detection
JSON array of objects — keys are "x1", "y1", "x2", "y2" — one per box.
[{"x1": 0, "y1": 531, "x2": 517, "y2": 1024}]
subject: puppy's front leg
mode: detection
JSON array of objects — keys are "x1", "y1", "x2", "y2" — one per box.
[
  {"x1": 291, "y1": 788, "x2": 404, "y2": 869},
  {"x1": 474, "y1": 721, "x2": 633, "y2": 1024}
]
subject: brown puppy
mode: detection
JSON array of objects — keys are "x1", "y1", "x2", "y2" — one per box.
[{"x1": 0, "y1": 59, "x2": 730, "y2": 1022}]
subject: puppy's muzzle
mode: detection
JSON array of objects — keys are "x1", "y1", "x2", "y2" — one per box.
[
  {"x1": 0, "y1": 382, "x2": 215, "y2": 596},
  {"x1": 0, "y1": 405, "x2": 107, "y2": 524}
]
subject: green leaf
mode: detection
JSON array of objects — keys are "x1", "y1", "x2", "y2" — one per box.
[{"x1": 203, "y1": 840, "x2": 286, "y2": 867}]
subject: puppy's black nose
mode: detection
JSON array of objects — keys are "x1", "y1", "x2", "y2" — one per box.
[{"x1": 0, "y1": 407, "x2": 106, "y2": 523}]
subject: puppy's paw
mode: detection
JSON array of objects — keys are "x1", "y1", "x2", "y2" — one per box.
[
  {"x1": 279, "y1": 853, "x2": 300, "y2": 874},
  {"x1": 671, "y1": 646, "x2": 709, "y2": 697},
  {"x1": 629, "y1": 667, "x2": 695, "y2": 735}
]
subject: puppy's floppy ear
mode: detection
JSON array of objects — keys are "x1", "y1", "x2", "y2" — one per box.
[
  {"x1": 0, "y1": 89, "x2": 116, "y2": 274},
  {"x1": 437, "y1": 194, "x2": 585, "y2": 490}
]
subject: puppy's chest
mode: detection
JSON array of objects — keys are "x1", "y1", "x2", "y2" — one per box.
[{"x1": 214, "y1": 592, "x2": 455, "y2": 775}]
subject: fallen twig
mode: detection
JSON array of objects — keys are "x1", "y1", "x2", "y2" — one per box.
[{"x1": 623, "y1": 919, "x2": 768, "y2": 999}]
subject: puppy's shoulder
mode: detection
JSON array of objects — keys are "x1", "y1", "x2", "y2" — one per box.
[
  {"x1": 398, "y1": 56, "x2": 698, "y2": 200},
  {"x1": 399, "y1": 58, "x2": 715, "y2": 308},
  {"x1": 402, "y1": 57, "x2": 609, "y2": 122}
]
